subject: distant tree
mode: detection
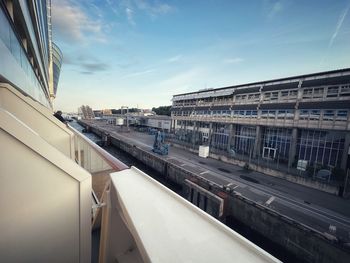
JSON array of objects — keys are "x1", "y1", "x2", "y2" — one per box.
[
  {"x1": 111, "y1": 109, "x2": 121, "y2": 114},
  {"x1": 111, "y1": 108, "x2": 140, "y2": 114},
  {"x1": 128, "y1": 108, "x2": 140, "y2": 113},
  {"x1": 152, "y1": 106, "x2": 171, "y2": 116}
]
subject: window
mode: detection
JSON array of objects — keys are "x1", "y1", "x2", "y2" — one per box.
[
  {"x1": 248, "y1": 93, "x2": 260, "y2": 102},
  {"x1": 302, "y1": 88, "x2": 313, "y2": 98},
  {"x1": 296, "y1": 129, "x2": 345, "y2": 169},
  {"x1": 252, "y1": 110, "x2": 258, "y2": 118},
  {"x1": 289, "y1": 90, "x2": 298, "y2": 97},
  {"x1": 336, "y1": 110, "x2": 348, "y2": 121},
  {"x1": 340, "y1": 85, "x2": 350, "y2": 97},
  {"x1": 313, "y1": 88, "x2": 324, "y2": 98},
  {"x1": 286, "y1": 110, "x2": 294, "y2": 120},
  {"x1": 277, "y1": 110, "x2": 286, "y2": 119},
  {"x1": 310, "y1": 110, "x2": 320, "y2": 121},
  {"x1": 261, "y1": 110, "x2": 268, "y2": 118},
  {"x1": 300, "y1": 110, "x2": 309, "y2": 120},
  {"x1": 327, "y1": 87, "x2": 339, "y2": 98},
  {"x1": 271, "y1": 92, "x2": 278, "y2": 100},
  {"x1": 268, "y1": 110, "x2": 276, "y2": 119},
  {"x1": 323, "y1": 110, "x2": 334, "y2": 121},
  {"x1": 263, "y1": 93, "x2": 271, "y2": 101},
  {"x1": 281, "y1": 91, "x2": 289, "y2": 97},
  {"x1": 223, "y1": 110, "x2": 230, "y2": 116}
]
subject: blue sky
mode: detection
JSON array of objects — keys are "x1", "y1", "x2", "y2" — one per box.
[{"x1": 52, "y1": 0, "x2": 350, "y2": 112}]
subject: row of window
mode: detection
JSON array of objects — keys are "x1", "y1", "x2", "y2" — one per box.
[
  {"x1": 173, "y1": 84, "x2": 350, "y2": 107},
  {"x1": 0, "y1": 7, "x2": 49, "y2": 106},
  {"x1": 302, "y1": 85, "x2": 350, "y2": 99},
  {"x1": 299, "y1": 109, "x2": 348, "y2": 121},
  {"x1": 173, "y1": 109, "x2": 349, "y2": 121}
]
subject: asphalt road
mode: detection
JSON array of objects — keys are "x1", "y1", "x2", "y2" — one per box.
[{"x1": 84, "y1": 122, "x2": 350, "y2": 242}]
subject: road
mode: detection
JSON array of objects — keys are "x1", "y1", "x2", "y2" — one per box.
[{"x1": 85, "y1": 121, "x2": 350, "y2": 242}]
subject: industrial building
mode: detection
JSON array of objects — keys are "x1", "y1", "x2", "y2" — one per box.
[
  {"x1": 138, "y1": 115, "x2": 172, "y2": 132},
  {"x1": 171, "y1": 69, "x2": 350, "y2": 183}
]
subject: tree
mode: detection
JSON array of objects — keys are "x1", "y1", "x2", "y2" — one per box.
[{"x1": 152, "y1": 106, "x2": 171, "y2": 116}]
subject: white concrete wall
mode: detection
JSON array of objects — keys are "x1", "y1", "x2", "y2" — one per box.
[
  {"x1": 147, "y1": 118, "x2": 171, "y2": 131},
  {"x1": 0, "y1": 109, "x2": 91, "y2": 263},
  {"x1": 0, "y1": 84, "x2": 74, "y2": 158}
]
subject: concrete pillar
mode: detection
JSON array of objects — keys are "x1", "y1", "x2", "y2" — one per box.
[
  {"x1": 172, "y1": 119, "x2": 176, "y2": 132},
  {"x1": 341, "y1": 132, "x2": 350, "y2": 171},
  {"x1": 288, "y1": 128, "x2": 298, "y2": 168},
  {"x1": 226, "y1": 124, "x2": 233, "y2": 152},
  {"x1": 208, "y1": 122, "x2": 213, "y2": 146},
  {"x1": 192, "y1": 121, "x2": 197, "y2": 145},
  {"x1": 253, "y1": 125, "x2": 262, "y2": 158}
]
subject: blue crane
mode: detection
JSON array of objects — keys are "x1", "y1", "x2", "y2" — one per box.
[{"x1": 152, "y1": 130, "x2": 169, "y2": 155}]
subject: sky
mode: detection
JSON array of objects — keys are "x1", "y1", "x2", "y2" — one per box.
[{"x1": 51, "y1": 0, "x2": 350, "y2": 112}]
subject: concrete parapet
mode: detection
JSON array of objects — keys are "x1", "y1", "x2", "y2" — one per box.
[{"x1": 80, "y1": 121, "x2": 350, "y2": 262}]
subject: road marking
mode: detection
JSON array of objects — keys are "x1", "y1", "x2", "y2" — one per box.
[
  {"x1": 265, "y1": 196, "x2": 275, "y2": 206},
  {"x1": 200, "y1": 170, "x2": 209, "y2": 175},
  {"x1": 226, "y1": 183, "x2": 239, "y2": 189},
  {"x1": 180, "y1": 163, "x2": 187, "y2": 167},
  {"x1": 175, "y1": 150, "x2": 350, "y2": 227}
]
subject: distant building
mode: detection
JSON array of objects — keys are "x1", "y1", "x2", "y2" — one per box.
[
  {"x1": 141, "y1": 115, "x2": 172, "y2": 132},
  {"x1": 171, "y1": 68, "x2": 350, "y2": 181},
  {"x1": 93, "y1": 110, "x2": 102, "y2": 117},
  {"x1": 79, "y1": 105, "x2": 95, "y2": 119},
  {"x1": 102, "y1": 109, "x2": 112, "y2": 115}
]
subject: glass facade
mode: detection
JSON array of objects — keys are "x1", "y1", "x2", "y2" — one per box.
[
  {"x1": 0, "y1": 6, "x2": 50, "y2": 107},
  {"x1": 262, "y1": 127, "x2": 292, "y2": 163},
  {"x1": 233, "y1": 125, "x2": 256, "y2": 156},
  {"x1": 210, "y1": 123, "x2": 229, "y2": 150},
  {"x1": 296, "y1": 129, "x2": 345, "y2": 169},
  {"x1": 52, "y1": 43, "x2": 63, "y2": 96}
]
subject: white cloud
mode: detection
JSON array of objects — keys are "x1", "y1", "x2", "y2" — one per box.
[
  {"x1": 156, "y1": 68, "x2": 205, "y2": 95},
  {"x1": 134, "y1": 0, "x2": 174, "y2": 16},
  {"x1": 122, "y1": 68, "x2": 156, "y2": 78},
  {"x1": 108, "y1": 0, "x2": 175, "y2": 25},
  {"x1": 223, "y1": 58, "x2": 244, "y2": 64},
  {"x1": 263, "y1": 0, "x2": 285, "y2": 18},
  {"x1": 167, "y1": 54, "x2": 183, "y2": 63},
  {"x1": 329, "y1": 4, "x2": 350, "y2": 48},
  {"x1": 125, "y1": 7, "x2": 136, "y2": 25},
  {"x1": 52, "y1": 0, "x2": 103, "y2": 42}
]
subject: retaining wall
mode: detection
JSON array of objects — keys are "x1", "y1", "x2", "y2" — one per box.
[{"x1": 80, "y1": 121, "x2": 350, "y2": 263}]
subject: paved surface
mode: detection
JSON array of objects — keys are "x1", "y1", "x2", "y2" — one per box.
[{"x1": 84, "y1": 121, "x2": 350, "y2": 242}]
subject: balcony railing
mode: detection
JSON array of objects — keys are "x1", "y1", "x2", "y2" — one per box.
[
  {"x1": 68, "y1": 125, "x2": 128, "y2": 202},
  {"x1": 69, "y1": 125, "x2": 128, "y2": 173}
]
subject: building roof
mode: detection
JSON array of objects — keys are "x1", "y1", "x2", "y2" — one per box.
[{"x1": 173, "y1": 68, "x2": 350, "y2": 97}]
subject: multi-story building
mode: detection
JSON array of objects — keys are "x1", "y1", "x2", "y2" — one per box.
[
  {"x1": 171, "y1": 68, "x2": 350, "y2": 182},
  {"x1": 0, "y1": 0, "x2": 61, "y2": 106}
]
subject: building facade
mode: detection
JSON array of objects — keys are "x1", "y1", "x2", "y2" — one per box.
[
  {"x1": 79, "y1": 105, "x2": 95, "y2": 119},
  {"x1": 0, "y1": 0, "x2": 61, "y2": 107},
  {"x1": 171, "y1": 69, "x2": 350, "y2": 182}
]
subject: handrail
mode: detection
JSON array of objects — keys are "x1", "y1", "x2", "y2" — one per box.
[{"x1": 68, "y1": 125, "x2": 129, "y2": 171}]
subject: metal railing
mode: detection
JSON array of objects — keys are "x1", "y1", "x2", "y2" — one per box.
[{"x1": 68, "y1": 125, "x2": 128, "y2": 174}]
